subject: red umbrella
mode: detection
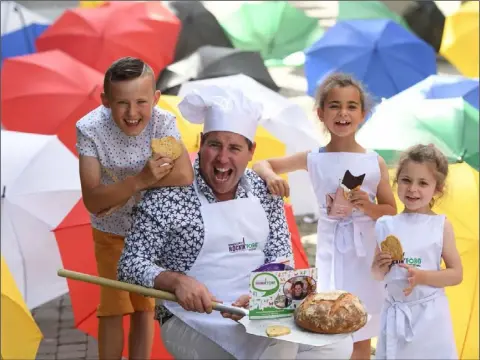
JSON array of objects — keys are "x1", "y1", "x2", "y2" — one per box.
[
  {"x1": 53, "y1": 199, "x2": 173, "y2": 360},
  {"x1": 36, "y1": 1, "x2": 181, "y2": 76},
  {"x1": 1, "y1": 50, "x2": 103, "y2": 155}
]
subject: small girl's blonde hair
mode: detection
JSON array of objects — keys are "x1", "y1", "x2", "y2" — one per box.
[{"x1": 394, "y1": 144, "x2": 449, "y2": 208}]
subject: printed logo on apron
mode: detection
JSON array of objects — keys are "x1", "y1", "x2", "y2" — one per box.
[{"x1": 228, "y1": 237, "x2": 259, "y2": 253}]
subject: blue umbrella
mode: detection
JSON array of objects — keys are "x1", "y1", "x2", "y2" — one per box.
[
  {"x1": 304, "y1": 19, "x2": 437, "y2": 100},
  {"x1": 385, "y1": 74, "x2": 479, "y2": 110},
  {"x1": 1, "y1": 1, "x2": 50, "y2": 64},
  {"x1": 424, "y1": 75, "x2": 479, "y2": 110}
]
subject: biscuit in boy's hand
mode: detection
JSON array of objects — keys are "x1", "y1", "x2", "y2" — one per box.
[
  {"x1": 266, "y1": 325, "x2": 291, "y2": 337},
  {"x1": 151, "y1": 136, "x2": 183, "y2": 160},
  {"x1": 380, "y1": 235, "x2": 404, "y2": 262}
]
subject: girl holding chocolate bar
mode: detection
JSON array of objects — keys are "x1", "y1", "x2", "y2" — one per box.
[
  {"x1": 372, "y1": 144, "x2": 462, "y2": 359},
  {"x1": 253, "y1": 73, "x2": 397, "y2": 359}
]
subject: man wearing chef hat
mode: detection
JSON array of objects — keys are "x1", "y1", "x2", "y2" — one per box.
[{"x1": 117, "y1": 86, "x2": 353, "y2": 359}]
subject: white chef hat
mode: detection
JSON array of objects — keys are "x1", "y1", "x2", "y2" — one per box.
[{"x1": 178, "y1": 85, "x2": 263, "y2": 142}]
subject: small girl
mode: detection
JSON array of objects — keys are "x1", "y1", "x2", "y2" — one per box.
[
  {"x1": 372, "y1": 144, "x2": 462, "y2": 359},
  {"x1": 253, "y1": 73, "x2": 397, "y2": 359}
]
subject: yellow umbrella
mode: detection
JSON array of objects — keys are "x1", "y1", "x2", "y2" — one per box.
[
  {"x1": 79, "y1": 1, "x2": 106, "y2": 8},
  {"x1": 440, "y1": 1, "x2": 479, "y2": 77},
  {"x1": 1, "y1": 256, "x2": 43, "y2": 359},
  {"x1": 388, "y1": 163, "x2": 479, "y2": 359},
  {"x1": 157, "y1": 95, "x2": 287, "y2": 170}
]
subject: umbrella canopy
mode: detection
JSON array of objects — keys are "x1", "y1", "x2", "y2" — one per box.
[
  {"x1": 440, "y1": 1, "x2": 479, "y2": 77},
  {"x1": 79, "y1": 0, "x2": 106, "y2": 7},
  {"x1": 1, "y1": 255, "x2": 43, "y2": 359},
  {"x1": 402, "y1": 0, "x2": 445, "y2": 53},
  {"x1": 1, "y1": 1, "x2": 50, "y2": 64},
  {"x1": 166, "y1": 1, "x2": 233, "y2": 62},
  {"x1": 219, "y1": 1, "x2": 324, "y2": 67},
  {"x1": 357, "y1": 97, "x2": 479, "y2": 169},
  {"x1": 304, "y1": 19, "x2": 437, "y2": 100},
  {"x1": 179, "y1": 74, "x2": 321, "y2": 215},
  {"x1": 1, "y1": 50, "x2": 103, "y2": 155},
  {"x1": 1, "y1": 130, "x2": 81, "y2": 309},
  {"x1": 393, "y1": 74, "x2": 479, "y2": 110},
  {"x1": 156, "y1": 46, "x2": 279, "y2": 95},
  {"x1": 388, "y1": 164, "x2": 479, "y2": 360},
  {"x1": 36, "y1": 1, "x2": 181, "y2": 76},
  {"x1": 337, "y1": 1, "x2": 409, "y2": 29}
]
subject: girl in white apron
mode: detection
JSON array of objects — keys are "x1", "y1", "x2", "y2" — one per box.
[
  {"x1": 372, "y1": 144, "x2": 462, "y2": 359},
  {"x1": 253, "y1": 73, "x2": 397, "y2": 359}
]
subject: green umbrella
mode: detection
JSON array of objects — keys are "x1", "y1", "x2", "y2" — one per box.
[
  {"x1": 357, "y1": 97, "x2": 479, "y2": 169},
  {"x1": 219, "y1": 1, "x2": 324, "y2": 67},
  {"x1": 338, "y1": 1, "x2": 410, "y2": 29}
]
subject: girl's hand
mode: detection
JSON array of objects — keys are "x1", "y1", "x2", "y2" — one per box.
[
  {"x1": 398, "y1": 263, "x2": 425, "y2": 296},
  {"x1": 265, "y1": 175, "x2": 290, "y2": 198},
  {"x1": 373, "y1": 251, "x2": 392, "y2": 274},
  {"x1": 349, "y1": 189, "x2": 371, "y2": 209}
]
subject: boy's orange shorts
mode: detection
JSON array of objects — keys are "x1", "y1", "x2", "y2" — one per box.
[{"x1": 92, "y1": 228, "x2": 155, "y2": 317}]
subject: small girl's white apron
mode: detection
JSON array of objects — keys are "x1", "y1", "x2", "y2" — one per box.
[
  {"x1": 375, "y1": 214, "x2": 458, "y2": 359},
  {"x1": 307, "y1": 150, "x2": 385, "y2": 341},
  {"x1": 163, "y1": 179, "x2": 298, "y2": 359}
]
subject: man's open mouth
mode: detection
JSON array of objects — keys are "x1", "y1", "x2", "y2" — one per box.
[{"x1": 214, "y1": 167, "x2": 233, "y2": 182}]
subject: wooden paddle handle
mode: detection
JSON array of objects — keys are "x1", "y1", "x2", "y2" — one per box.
[{"x1": 57, "y1": 269, "x2": 249, "y2": 317}]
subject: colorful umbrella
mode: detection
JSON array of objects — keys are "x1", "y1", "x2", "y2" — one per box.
[
  {"x1": 36, "y1": 1, "x2": 181, "y2": 76},
  {"x1": 394, "y1": 74, "x2": 479, "y2": 110},
  {"x1": 1, "y1": 50, "x2": 103, "y2": 155},
  {"x1": 79, "y1": 0, "x2": 105, "y2": 8},
  {"x1": 357, "y1": 97, "x2": 479, "y2": 169},
  {"x1": 440, "y1": 1, "x2": 479, "y2": 78},
  {"x1": 179, "y1": 74, "x2": 321, "y2": 215},
  {"x1": 1, "y1": 1, "x2": 50, "y2": 64},
  {"x1": 219, "y1": 1, "x2": 324, "y2": 67},
  {"x1": 166, "y1": 1, "x2": 233, "y2": 62},
  {"x1": 402, "y1": 0, "x2": 445, "y2": 53},
  {"x1": 156, "y1": 46, "x2": 279, "y2": 95},
  {"x1": 388, "y1": 164, "x2": 479, "y2": 360},
  {"x1": 1, "y1": 255, "x2": 43, "y2": 359},
  {"x1": 337, "y1": 1, "x2": 409, "y2": 29},
  {"x1": 1, "y1": 130, "x2": 81, "y2": 310},
  {"x1": 54, "y1": 200, "x2": 174, "y2": 360},
  {"x1": 304, "y1": 19, "x2": 437, "y2": 100}
]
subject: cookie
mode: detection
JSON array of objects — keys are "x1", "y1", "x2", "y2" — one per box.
[
  {"x1": 151, "y1": 136, "x2": 183, "y2": 160},
  {"x1": 381, "y1": 235, "x2": 404, "y2": 261},
  {"x1": 266, "y1": 325, "x2": 291, "y2": 337}
]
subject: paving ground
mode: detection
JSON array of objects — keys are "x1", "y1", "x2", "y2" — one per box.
[{"x1": 19, "y1": 1, "x2": 461, "y2": 359}]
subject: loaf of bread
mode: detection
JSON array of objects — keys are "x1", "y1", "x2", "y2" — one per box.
[{"x1": 294, "y1": 291, "x2": 367, "y2": 334}]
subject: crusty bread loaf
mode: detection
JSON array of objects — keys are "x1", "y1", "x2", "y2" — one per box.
[{"x1": 294, "y1": 290, "x2": 367, "y2": 334}]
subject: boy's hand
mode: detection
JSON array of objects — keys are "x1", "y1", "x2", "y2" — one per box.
[
  {"x1": 265, "y1": 174, "x2": 290, "y2": 197},
  {"x1": 135, "y1": 154, "x2": 173, "y2": 191}
]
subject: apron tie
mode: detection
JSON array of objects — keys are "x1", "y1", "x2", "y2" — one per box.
[
  {"x1": 330, "y1": 217, "x2": 368, "y2": 289},
  {"x1": 383, "y1": 291, "x2": 442, "y2": 360}
]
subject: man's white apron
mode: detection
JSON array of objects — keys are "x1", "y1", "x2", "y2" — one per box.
[
  {"x1": 307, "y1": 150, "x2": 385, "y2": 341},
  {"x1": 375, "y1": 214, "x2": 458, "y2": 359},
  {"x1": 163, "y1": 179, "x2": 297, "y2": 359}
]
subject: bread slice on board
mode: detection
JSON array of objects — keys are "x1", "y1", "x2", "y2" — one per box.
[{"x1": 266, "y1": 325, "x2": 291, "y2": 337}]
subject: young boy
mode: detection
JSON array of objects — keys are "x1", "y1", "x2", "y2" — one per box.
[{"x1": 76, "y1": 57, "x2": 194, "y2": 360}]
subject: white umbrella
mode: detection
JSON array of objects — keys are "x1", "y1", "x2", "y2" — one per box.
[
  {"x1": 179, "y1": 74, "x2": 321, "y2": 215},
  {"x1": 1, "y1": 130, "x2": 81, "y2": 309}
]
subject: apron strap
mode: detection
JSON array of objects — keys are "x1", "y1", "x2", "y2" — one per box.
[{"x1": 384, "y1": 290, "x2": 442, "y2": 359}]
